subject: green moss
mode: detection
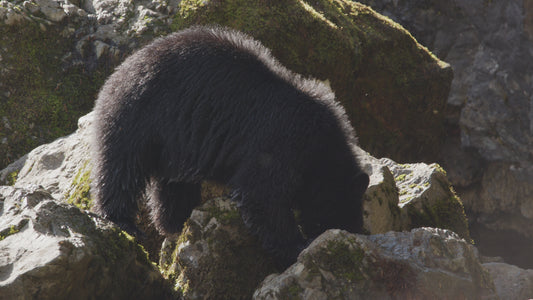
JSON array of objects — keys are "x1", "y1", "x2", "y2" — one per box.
[
  {"x1": 395, "y1": 174, "x2": 407, "y2": 182},
  {"x1": 406, "y1": 192, "x2": 471, "y2": 242},
  {"x1": 203, "y1": 203, "x2": 241, "y2": 226},
  {"x1": 0, "y1": 219, "x2": 28, "y2": 241},
  {"x1": 65, "y1": 161, "x2": 93, "y2": 210},
  {"x1": 161, "y1": 199, "x2": 278, "y2": 299},
  {"x1": 319, "y1": 238, "x2": 365, "y2": 282},
  {"x1": 6, "y1": 170, "x2": 18, "y2": 185},
  {"x1": 0, "y1": 20, "x2": 111, "y2": 169},
  {"x1": 170, "y1": 0, "x2": 451, "y2": 163},
  {"x1": 432, "y1": 163, "x2": 448, "y2": 176},
  {"x1": 278, "y1": 283, "x2": 304, "y2": 299}
]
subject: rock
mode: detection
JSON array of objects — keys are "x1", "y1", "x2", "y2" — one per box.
[
  {"x1": 171, "y1": 0, "x2": 452, "y2": 163},
  {"x1": 383, "y1": 159, "x2": 470, "y2": 240},
  {"x1": 483, "y1": 262, "x2": 533, "y2": 300},
  {"x1": 0, "y1": 0, "x2": 176, "y2": 170},
  {"x1": 358, "y1": 0, "x2": 533, "y2": 270},
  {"x1": 357, "y1": 149, "x2": 402, "y2": 234},
  {"x1": 13, "y1": 113, "x2": 93, "y2": 201},
  {"x1": 0, "y1": 0, "x2": 452, "y2": 171},
  {"x1": 159, "y1": 197, "x2": 278, "y2": 300},
  {"x1": 0, "y1": 185, "x2": 175, "y2": 300},
  {"x1": 253, "y1": 228, "x2": 496, "y2": 300},
  {"x1": 358, "y1": 0, "x2": 532, "y2": 163},
  {"x1": 357, "y1": 148, "x2": 470, "y2": 241}
]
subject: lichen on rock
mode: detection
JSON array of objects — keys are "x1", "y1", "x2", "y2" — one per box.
[
  {"x1": 0, "y1": 185, "x2": 176, "y2": 299},
  {"x1": 159, "y1": 197, "x2": 278, "y2": 299},
  {"x1": 254, "y1": 228, "x2": 496, "y2": 300}
]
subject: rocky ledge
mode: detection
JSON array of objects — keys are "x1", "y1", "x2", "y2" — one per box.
[{"x1": 1, "y1": 112, "x2": 531, "y2": 299}]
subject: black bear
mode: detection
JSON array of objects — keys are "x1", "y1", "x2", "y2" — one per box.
[{"x1": 91, "y1": 26, "x2": 369, "y2": 266}]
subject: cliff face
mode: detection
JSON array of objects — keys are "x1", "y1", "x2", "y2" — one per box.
[{"x1": 359, "y1": 0, "x2": 533, "y2": 269}]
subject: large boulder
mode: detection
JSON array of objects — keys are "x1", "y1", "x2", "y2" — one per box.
[
  {"x1": 0, "y1": 185, "x2": 175, "y2": 300},
  {"x1": 358, "y1": 0, "x2": 533, "y2": 269},
  {"x1": 358, "y1": 147, "x2": 470, "y2": 241},
  {"x1": 171, "y1": 0, "x2": 452, "y2": 163},
  {"x1": 1, "y1": 111, "x2": 475, "y2": 299},
  {"x1": 0, "y1": 0, "x2": 452, "y2": 171},
  {"x1": 159, "y1": 197, "x2": 278, "y2": 300},
  {"x1": 483, "y1": 262, "x2": 533, "y2": 300},
  {"x1": 254, "y1": 228, "x2": 496, "y2": 300}
]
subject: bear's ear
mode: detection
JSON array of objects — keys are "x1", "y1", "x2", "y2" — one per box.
[{"x1": 354, "y1": 172, "x2": 370, "y2": 197}]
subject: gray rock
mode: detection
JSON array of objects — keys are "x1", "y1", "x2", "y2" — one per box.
[
  {"x1": 483, "y1": 262, "x2": 533, "y2": 300},
  {"x1": 159, "y1": 197, "x2": 277, "y2": 300},
  {"x1": 357, "y1": 147, "x2": 470, "y2": 240},
  {"x1": 359, "y1": 0, "x2": 533, "y2": 163},
  {"x1": 13, "y1": 113, "x2": 93, "y2": 201},
  {"x1": 359, "y1": 0, "x2": 533, "y2": 271},
  {"x1": 253, "y1": 228, "x2": 497, "y2": 300},
  {"x1": 0, "y1": 185, "x2": 175, "y2": 300}
]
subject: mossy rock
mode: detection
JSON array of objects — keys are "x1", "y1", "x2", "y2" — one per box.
[
  {"x1": 159, "y1": 197, "x2": 278, "y2": 299},
  {"x1": 0, "y1": 21, "x2": 110, "y2": 169},
  {"x1": 172, "y1": 0, "x2": 453, "y2": 162},
  {"x1": 390, "y1": 162, "x2": 471, "y2": 242}
]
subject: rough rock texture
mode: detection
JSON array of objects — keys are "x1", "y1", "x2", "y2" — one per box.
[
  {"x1": 8, "y1": 111, "x2": 477, "y2": 299},
  {"x1": 357, "y1": 148, "x2": 470, "y2": 241},
  {"x1": 0, "y1": 0, "x2": 452, "y2": 171},
  {"x1": 159, "y1": 197, "x2": 278, "y2": 300},
  {"x1": 4, "y1": 110, "x2": 533, "y2": 299},
  {"x1": 358, "y1": 0, "x2": 533, "y2": 269},
  {"x1": 358, "y1": 0, "x2": 532, "y2": 163},
  {"x1": 171, "y1": 0, "x2": 452, "y2": 163},
  {"x1": 253, "y1": 228, "x2": 496, "y2": 300},
  {"x1": 483, "y1": 262, "x2": 533, "y2": 300},
  {"x1": 9, "y1": 113, "x2": 93, "y2": 201},
  {"x1": 0, "y1": 185, "x2": 175, "y2": 300},
  {"x1": 0, "y1": 0, "x2": 176, "y2": 169}
]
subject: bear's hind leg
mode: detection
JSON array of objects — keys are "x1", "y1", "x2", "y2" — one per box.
[{"x1": 148, "y1": 179, "x2": 201, "y2": 235}]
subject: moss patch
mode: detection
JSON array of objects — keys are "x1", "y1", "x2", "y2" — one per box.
[
  {"x1": 161, "y1": 198, "x2": 278, "y2": 299},
  {"x1": 0, "y1": 219, "x2": 28, "y2": 241},
  {"x1": 171, "y1": 0, "x2": 452, "y2": 162},
  {"x1": 65, "y1": 161, "x2": 92, "y2": 210},
  {"x1": 0, "y1": 21, "x2": 111, "y2": 169},
  {"x1": 406, "y1": 193, "x2": 471, "y2": 242},
  {"x1": 6, "y1": 170, "x2": 18, "y2": 186}
]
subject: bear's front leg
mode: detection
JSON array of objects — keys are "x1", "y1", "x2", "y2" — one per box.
[
  {"x1": 234, "y1": 191, "x2": 306, "y2": 268},
  {"x1": 147, "y1": 179, "x2": 202, "y2": 235}
]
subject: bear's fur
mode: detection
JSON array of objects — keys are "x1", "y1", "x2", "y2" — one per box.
[{"x1": 91, "y1": 26, "x2": 369, "y2": 266}]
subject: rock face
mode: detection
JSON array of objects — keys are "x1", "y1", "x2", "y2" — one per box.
[
  {"x1": 358, "y1": 148, "x2": 470, "y2": 241},
  {"x1": 0, "y1": 0, "x2": 177, "y2": 169},
  {"x1": 0, "y1": 0, "x2": 452, "y2": 171},
  {"x1": 483, "y1": 262, "x2": 533, "y2": 299},
  {"x1": 253, "y1": 228, "x2": 496, "y2": 300},
  {"x1": 358, "y1": 0, "x2": 533, "y2": 269},
  {"x1": 171, "y1": 0, "x2": 452, "y2": 163},
  {"x1": 358, "y1": 0, "x2": 532, "y2": 163},
  {"x1": 0, "y1": 185, "x2": 175, "y2": 300},
  {"x1": 159, "y1": 197, "x2": 278, "y2": 300}
]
